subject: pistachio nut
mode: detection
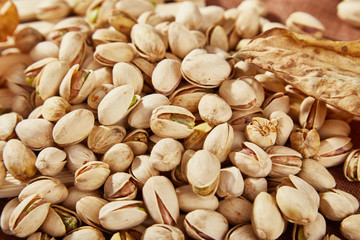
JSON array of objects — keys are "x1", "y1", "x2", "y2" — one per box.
[
  {"x1": 319, "y1": 189, "x2": 359, "y2": 221},
  {"x1": 59, "y1": 64, "x2": 97, "y2": 104},
  {"x1": 150, "y1": 105, "x2": 195, "y2": 139},
  {"x1": 168, "y1": 22, "x2": 200, "y2": 59},
  {"x1": 9, "y1": 194, "x2": 51, "y2": 238},
  {"x1": 87, "y1": 125, "x2": 126, "y2": 154},
  {"x1": 14, "y1": 26, "x2": 44, "y2": 54},
  {"x1": 3, "y1": 139, "x2": 37, "y2": 181},
  {"x1": 186, "y1": 149, "x2": 221, "y2": 197},
  {"x1": 108, "y1": 9, "x2": 137, "y2": 36},
  {"x1": 198, "y1": 94, "x2": 232, "y2": 126},
  {"x1": 92, "y1": 28, "x2": 128, "y2": 47},
  {"x1": 24, "y1": 58, "x2": 57, "y2": 88},
  {"x1": 63, "y1": 226, "x2": 105, "y2": 240},
  {"x1": 142, "y1": 224, "x2": 185, "y2": 240},
  {"x1": 183, "y1": 122, "x2": 213, "y2": 151},
  {"x1": 245, "y1": 117, "x2": 277, "y2": 149},
  {"x1": 206, "y1": 25, "x2": 229, "y2": 51},
  {"x1": 62, "y1": 186, "x2": 103, "y2": 212},
  {"x1": 128, "y1": 93, "x2": 170, "y2": 129},
  {"x1": 266, "y1": 145, "x2": 302, "y2": 178},
  {"x1": 75, "y1": 196, "x2": 108, "y2": 231},
  {"x1": 276, "y1": 175, "x2": 319, "y2": 225},
  {"x1": 53, "y1": 109, "x2": 95, "y2": 146},
  {"x1": 15, "y1": 118, "x2": 54, "y2": 151},
  {"x1": 175, "y1": 1, "x2": 202, "y2": 30},
  {"x1": 286, "y1": 11, "x2": 325, "y2": 38},
  {"x1": 64, "y1": 143, "x2": 97, "y2": 174},
  {"x1": 27, "y1": 232, "x2": 55, "y2": 240},
  {"x1": 252, "y1": 192, "x2": 286, "y2": 240},
  {"x1": 149, "y1": 138, "x2": 184, "y2": 172},
  {"x1": 269, "y1": 111, "x2": 294, "y2": 146},
  {"x1": 0, "y1": 155, "x2": 6, "y2": 186},
  {"x1": 130, "y1": 155, "x2": 160, "y2": 187},
  {"x1": 41, "y1": 96, "x2": 71, "y2": 122},
  {"x1": 102, "y1": 143, "x2": 134, "y2": 173},
  {"x1": 235, "y1": 4, "x2": 260, "y2": 38},
  {"x1": 314, "y1": 136, "x2": 353, "y2": 168},
  {"x1": 103, "y1": 172, "x2": 137, "y2": 201},
  {"x1": 87, "y1": 84, "x2": 114, "y2": 112},
  {"x1": 1, "y1": 197, "x2": 20, "y2": 235},
  {"x1": 123, "y1": 128, "x2": 148, "y2": 156},
  {"x1": 344, "y1": 149, "x2": 360, "y2": 182},
  {"x1": 74, "y1": 161, "x2": 111, "y2": 191},
  {"x1": 59, "y1": 32, "x2": 87, "y2": 68},
  {"x1": 152, "y1": 59, "x2": 182, "y2": 96},
  {"x1": 318, "y1": 119, "x2": 351, "y2": 139},
  {"x1": 255, "y1": 72, "x2": 286, "y2": 95},
  {"x1": 94, "y1": 42, "x2": 135, "y2": 67},
  {"x1": 98, "y1": 84, "x2": 140, "y2": 125},
  {"x1": 199, "y1": 5, "x2": 225, "y2": 31},
  {"x1": 228, "y1": 107, "x2": 263, "y2": 132},
  {"x1": 40, "y1": 205, "x2": 81, "y2": 237},
  {"x1": 299, "y1": 97, "x2": 327, "y2": 130},
  {"x1": 171, "y1": 149, "x2": 195, "y2": 186},
  {"x1": 0, "y1": 112, "x2": 22, "y2": 141},
  {"x1": 217, "y1": 166, "x2": 244, "y2": 198},
  {"x1": 30, "y1": 41, "x2": 60, "y2": 62},
  {"x1": 225, "y1": 224, "x2": 259, "y2": 240},
  {"x1": 297, "y1": 158, "x2": 336, "y2": 191},
  {"x1": 323, "y1": 235, "x2": 342, "y2": 240},
  {"x1": 285, "y1": 84, "x2": 307, "y2": 121},
  {"x1": 262, "y1": 92, "x2": 290, "y2": 119},
  {"x1": 292, "y1": 212, "x2": 326, "y2": 240},
  {"x1": 109, "y1": 225, "x2": 145, "y2": 240},
  {"x1": 290, "y1": 128, "x2": 320, "y2": 158},
  {"x1": 229, "y1": 141, "x2": 272, "y2": 177},
  {"x1": 217, "y1": 197, "x2": 252, "y2": 226},
  {"x1": 35, "y1": 0, "x2": 71, "y2": 20},
  {"x1": 47, "y1": 15, "x2": 92, "y2": 41},
  {"x1": 242, "y1": 177, "x2": 267, "y2": 202},
  {"x1": 115, "y1": 0, "x2": 155, "y2": 19},
  {"x1": 181, "y1": 49, "x2": 231, "y2": 88},
  {"x1": 143, "y1": 176, "x2": 179, "y2": 225},
  {"x1": 86, "y1": 0, "x2": 116, "y2": 27},
  {"x1": 340, "y1": 214, "x2": 360, "y2": 240},
  {"x1": 113, "y1": 62, "x2": 143, "y2": 94},
  {"x1": 184, "y1": 209, "x2": 229, "y2": 240}
]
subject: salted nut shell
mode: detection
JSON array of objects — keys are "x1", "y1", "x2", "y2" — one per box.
[
  {"x1": 216, "y1": 166, "x2": 244, "y2": 199},
  {"x1": 41, "y1": 96, "x2": 72, "y2": 122},
  {"x1": 53, "y1": 109, "x2": 95, "y2": 146},
  {"x1": 290, "y1": 128, "x2": 320, "y2": 158},
  {"x1": 142, "y1": 176, "x2": 180, "y2": 225},
  {"x1": 184, "y1": 209, "x2": 229, "y2": 240},
  {"x1": 61, "y1": 186, "x2": 102, "y2": 212},
  {"x1": 299, "y1": 96, "x2": 327, "y2": 130},
  {"x1": 123, "y1": 128, "x2": 149, "y2": 156},
  {"x1": 94, "y1": 42, "x2": 135, "y2": 67},
  {"x1": 150, "y1": 138, "x2": 184, "y2": 172},
  {"x1": 75, "y1": 196, "x2": 108, "y2": 232},
  {"x1": 59, "y1": 31, "x2": 87, "y2": 67},
  {"x1": 108, "y1": 9, "x2": 137, "y2": 36},
  {"x1": 103, "y1": 172, "x2": 137, "y2": 201},
  {"x1": 150, "y1": 105, "x2": 195, "y2": 139},
  {"x1": 130, "y1": 155, "x2": 160, "y2": 187},
  {"x1": 64, "y1": 143, "x2": 97, "y2": 174},
  {"x1": 228, "y1": 107, "x2": 263, "y2": 131},
  {"x1": 99, "y1": 200, "x2": 147, "y2": 231},
  {"x1": 74, "y1": 161, "x2": 110, "y2": 191},
  {"x1": 206, "y1": 25, "x2": 229, "y2": 51},
  {"x1": 87, "y1": 125, "x2": 126, "y2": 154},
  {"x1": 27, "y1": 232, "x2": 55, "y2": 240},
  {"x1": 0, "y1": 112, "x2": 22, "y2": 141},
  {"x1": 269, "y1": 111, "x2": 294, "y2": 146},
  {"x1": 184, "y1": 122, "x2": 213, "y2": 151},
  {"x1": 98, "y1": 84, "x2": 140, "y2": 125},
  {"x1": 24, "y1": 58, "x2": 58, "y2": 88},
  {"x1": 292, "y1": 212, "x2": 326, "y2": 240},
  {"x1": 101, "y1": 143, "x2": 134, "y2": 173},
  {"x1": 198, "y1": 93, "x2": 232, "y2": 126},
  {"x1": 113, "y1": 62, "x2": 143, "y2": 94},
  {"x1": 286, "y1": 11, "x2": 325, "y2": 38},
  {"x1": 152, "y1": 59, "x2": 182, "y2": 96},
  {"x1": 266, "y1": 145, "x2": 302, "y2": 178},
  {"x1": 186, "y1": 149, "x2": 221, "y2": 197},
  {"x1": 92, "y1": 28, "x2": 128, "y2": 47},
  {"x1": 9, "y1": 194, "x2": 51, "y2": 238},
  {"x1": 142, "y1": 224, "x2": 185, "y2": 240},
  {"x1": 217, "y1": 197, "x2": 252, "y2": 226},
  {"x1": 340, "y1": 214, "x2": 360, "y2": 240},
  {"x1": 87, "y1": 84, "x2": 114, "y2": 112},
  {"x1": 318, "y1": 119, "x2": 351, "y2": 139},
  {"x1": 35, "y1": 147, "x2": 67, "y2": 177},
  {"x1": 63, "y1": 226, "x2": 105, "y2": 240},
  {"x1": 35, "y1": 0, "x2": 71, "y2": 21}
]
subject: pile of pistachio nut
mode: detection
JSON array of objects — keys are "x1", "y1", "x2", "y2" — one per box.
[{"x1": 0, "y1": 0, "x2": 360, "y2": 239}]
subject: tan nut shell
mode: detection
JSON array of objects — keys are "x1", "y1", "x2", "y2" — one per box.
[
  {"x1": 74, "y1": 161, "x2": 111, "y2": 191},
  {"x1": 198, "y1": 93, "x2": 232, "y2": 126},
  {"x1": 0, "y1": 112, "x2": 22, "y2": 141},
  {"x1": 94, "y1": 42, "x2": 135, "y2": 67},
  {"x1": 152, "y1": 59, "x2": 182, "y2": 96},
  {"x1": 87, "y1": 125, "x2": 126, "y2": 154}
]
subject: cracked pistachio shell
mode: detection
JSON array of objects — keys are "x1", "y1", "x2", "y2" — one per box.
[
  {"x1": 175, "y1": 1, "x2": 202, "y2": 30},
  {"x1": 30, "y1": 41, "x2": 59, "y2": 61},
  {"x1": 15, "y1": 118, "x2": 54, "y2": 151},
  {"x1": 152, "y1": 59, "x2": 182, "y2": 96},
  {"x1": 206, "y1": 25, "x2": 229, "y2": 52},
  {"x1": 344, "y1": 149, "x2": 360, "y2": 182},
  {"x1": 299, "y1": 97, "x2": 327, "y2": 130},
  {"x1": 243, "y1": 177, "x2": 267, "y2": 202},
  {"x1": 217, "y1": 167, "x2": 244, "y2": 199},
  {"x1": 41, "y1": 96, "x2": 71, "y2": 122},
  {"x1": 109, "y1": 225, "x2": 145, "y2": 240},
  {"x1": 290, "y1": 128, "x2": 320, "y2": 158},
  {"x1": 228, "y1": 107, "x2": 263, "y2": 131},
  {"x1": 24, "y1": 57, "x2": 57, "y2": 88},
  {"x1": 131, "y1": 23, "x2": 166, "y2": 62},
  {"x1": 103, "y1": 172, "x2": 137, "y2": 201},
  {"x1": 99, "y1": 200, "x2": 147, "y2": 231},
  {"x1": 286, "y1": 11, "x2": 325, "y2": 38},
  {"x1": 319, "y1": 189, "x2": 359, "y2": 221},
  {"x1": 340, "y1": 214, "x2": 360, "y2": 240},
  {"x1": 108, "y1": 9, "x2": 137, "y2": 36},
  {"x1": 123, "y1": 128, "x2": 148, "y2": 156},
  {"x1": 225, "y1": 224, "x2": 259, "y2": 240},
  {"x1": 276, "y1": 175, "x2": 319, "y2": 225},
  {"x1": 252, "y1": 192, "x2": 286, "y2": 240},
  {"x1": 150, "y1": 138, "x2": 184, "y2": 172},
  {"x1": 19, "y1": 176, "x2": 68, "y2": 204},
  {"x1": 98, "y1": 84, "x2": 140, "y2": 125},
  {"x1": 0, "y1": 112, "x2": 22, "y2": 141},
  {"x1": 128, "y1": 93, "x2": 170, "y2": 129},
  {"x1": 298, "y1": 158, "x2": 336, "y2": 191},
  {"x1": 235, "y1": 4, "x2": 260, "y2": 38},
  {"x1": 94, "y1": 42, "x2": 135, "y2": 67},
  {"x1": 92, "y1": 28, "x2": 128, "y2": 47},
  {"x1": 203, "y1": 123, "x2": 234, "y2": 163},
  {"x1": 150, "y1": 105, "x2": 195, "y2": 139},
  {"x1": 176, "y1": 185, "x2": 219, "y2": 213},
  {"x1": 255, "y1": 72, "x2": 286, "y2": 94},
  {"x1": 40, "y1": 205, "x2": 81, "y2": 237},
  {"x1": 184, "y1": 122, "x2": 213, "y2": 151},
  {"x1": 217, "y1": 197, "x2": 252, "y2": 226},
  {"x1": 59, "y1": 32, "x2": 87, "y2": 67},
  {"x1": 76, "y1": 196, "x2": 108, "y2": 231},
  {"x1": 102, "y1": 143, "x2": 134, "y2": 173},
  {"x1": 9, "y1": 194, "x2": 51, "y2": 238},
  {"x1": 1, "y1": 197, "x2": 20, "y2": 235},
  {"x1": 64, "y1": 143, "x2": 97, "y2": 173},
  {"x1": 314, "y1": 136, "x2": 353, "y2": 168},
  {"x1": 87, "y1": 125, "x2": 126, "y2": 154},
  {"x1": 53, "y1": 109, "x2": 95, "y2": 146},
  {"x1": 35, "y1": 0, "x2": 71, "y2": 20},
  {"x1": 143, "y1": 176, "x2": 179, "y2": 225},
  {"x1": 229, "y1": 142, "x2": 272, "y2": 178},
  {"x1": 63, "y1": 226, "x2": 105, "y2": 240},
  {"x1": 113, "y1": 62, "x2": 143, "y2": 94},
  {"x1": 75, "y1": 161, "x2": 111, "y2": 191},
  {"x1": 269, "y1": 111, "x2": 293, "y2": 146},
  {"x1": 198, "y1": 94, "x2": 232, "y2": 126},
  {"x1": 171, "y1": 149, "x2": 195, "y2": 186},
  {"x1": 199, "y1": 5, "x2": 224, "y2": 31},
  {"x1": 3, "y1": 139, "x2": 37, "y2": 181},
  {"x1": 292, "y1": 212, "x2": 326, "y2": 240},
  {"x1": 318, "y1": 119, "x2": 351, "y2": 139},
  {"x1": 266, "y1": 145, "x2": 302, "y2": 178},
  {"x1": 186, "y1": 150, "x2": 221, "y2": 197},
  {"x1": 130, "y1": 155, "x2": 159, "y2": 187},
  {"x1": 184, "y1": 209, "x2": 228, "y2": 240},
  {"x1": 142, "y1": 224, "x2": 185, "y2": 240},
  {"x1": 62, "y1": 187, "x2": 102, "y2": 212},
  {"x1": 262, "y1": 92, "x2": 290, "y2": 119},
  {"x1": 59, "y1": 64, "x2": 97, "y2": 104},
  {"x1": 87, "y1": 84, "x2": 114, "y2": 112},
  {"x1": 27, "y1": 232, "x2": 55, "y2": 240},
  {"x1": 181, "y1": 49, "x2": 231, "y2": 88}
]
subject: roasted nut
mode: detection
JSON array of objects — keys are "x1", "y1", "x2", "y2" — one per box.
[
  {"x1": 340, "y1": 214, "x2": 360, "y2": 240},
  {"x1": 217, "y1": 197, "x2": 252, "y2": 226},
  {"x1": 103, "y1": 172, "x2": 137, "y2": 201},
  {"x1": 245, "y1": 117, "x2": 278, "y2": 148},
  {"x1": 150, "y1": 138, "x2": 184, "y2": 172},
  {"x1": 74, "y1": 161, "x2": 110, "y2": 191},
  {"x1": 101, "y1": 143, "x2": 134, "y2": 173}
]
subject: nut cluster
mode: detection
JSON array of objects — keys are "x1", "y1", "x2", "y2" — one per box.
[{"x1": 0, "y1": 0, "x2": 359, "y2": 239}]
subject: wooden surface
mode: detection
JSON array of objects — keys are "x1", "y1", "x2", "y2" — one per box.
[{"x1": 2, "y1": 0, "x2": 360, "y2": 239}]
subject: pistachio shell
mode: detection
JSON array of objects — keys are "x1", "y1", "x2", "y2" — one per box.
[
  {"x1": 103, "y1": 172, "x2": 137, "y2": 201},
  {"x1": 152, "y1": 59, "x2": 182, "y2": 96},
  {"x1": 74, "y1": 161, "x2": 111, "y2": 191},
  {"x1": 75, "y1": 196, "x2": 108, "y2": 231},
  {"x1": 1, "y1": 197, "x2": 20, "y2": 235},
  {"x1": 94, "y1": 42, "x2": 135, "y2": 67},
  {"x1": 64, "y1": 143, "x2": 97, "y2": 174},
  {"x1": 130, "y1": 155, "x2": 160, "y2": 187},
  {"x1": 63, "y1": 226, "x2": 105, "y2": 240},
  {"x1": 87, "y1": 125, "x2": 126, "y2": 154},
  {"x1": 340, "y1": 214, "x2": 360, "y2": 240},
  {"x1": 198, "y1": 93, "x2": 232, "y2": 126},
  {"x1": 113, "y1": 62, "x2": 143, "y2": 94},
  {"x1": 216, "y1": 167, "x2": 244, "y2": 199},
  {"x1": 0, "y1": 112, "x2": 22, "y2": 140},
  {"x1": 62, "y1": 186, "x2": 103, "y2": 211},
  {"x1": 59, "y1": 32, "x2": 87, "y2": 67},
  {"x1": 142, "y1": 224, "x2": 185, "y2": 240},
  {"x1": 168, "y1": 22, "x2": 200, "y2": 59}
]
